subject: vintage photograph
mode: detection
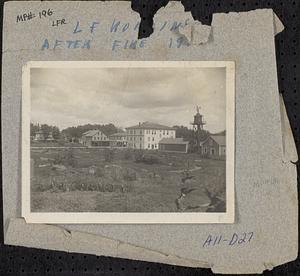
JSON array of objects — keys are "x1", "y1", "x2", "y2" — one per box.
[{"x1": 22, "y1": 61, "x2": 234, "y2": 223}]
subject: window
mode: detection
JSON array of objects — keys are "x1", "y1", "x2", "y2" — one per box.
[
  {"x1": 204, "y1": 147, "x2": 207, "y2": 153},
  {"x1": 211, "y1": 148, "x2": 215, "y2": 155},
  {"x1": 167, "y1": 131, "x2": 169, "y2": 135},
  {"x1": 148, "y1": 137, "x2": 150, "y2": 141},
  {"x1": 152, "y1": 137, "x2": 154, "y2": 141},
  {"x1": 140, "y1": 130, "x2": 142, "y2": 134},
  {"x1": 140, "y1": 137, "x2": 142, "y2": 141},
  {"x1": 148, "y1": 144, "x2": 150, "y2": 148},
  {"x1": 163, "y1": 131, "x2": 165, "y2": 135}
]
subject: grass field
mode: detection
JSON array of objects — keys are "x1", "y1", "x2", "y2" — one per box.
[{"x1": 31, "y1": 148, "x2": 226, "y2": 212}]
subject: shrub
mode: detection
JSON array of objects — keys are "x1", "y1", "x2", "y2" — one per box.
[
  {"x1": 134, "y1": 150, "x2": 144, "y2": 163},
  {"x1": 124, "y1": 149, "x2": 133, "y2": 160},
  {"x1": 142, "y1": 154, "x2": 160, "y2": 165},
  {"x1": 123, "y1": 168, "x2": 137, "y2": 181},
  {"x1": 134, "y1": 150, "x2": 160, "y2": 165},
  {"x1": 53, "y1": 153, "x2": 63, "y2": 165},
  {"x1": 31, "y1": 177, "x2": 53, "y2": 192},
  {"x1": 65, "y1": 149, "x2": 77, "y2": 167},
  {"x1": 57, "y1": 139, "x2": 66, "y2": 146},
  {"x1": 104, "y1": 148, "x2": 114, "y2": 162},
  {"x1": 95, "y1": 167, "x2": 105, "y2": 177},
  {"x1": 53, "y1": 149, "x2": 77, "y2": 167}
]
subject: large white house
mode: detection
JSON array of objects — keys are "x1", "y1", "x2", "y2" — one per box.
[
  {"x1": 81, "y1": 129, "x2": 109, "y2": 147},
  {"x1": 125, "y1": 122, "x2": 176, "y2": 150}
]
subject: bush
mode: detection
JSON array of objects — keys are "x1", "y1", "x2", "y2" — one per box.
[
  {"x1": 104, "y1": 148, "x2": 114, "y2": 162},
  {"x1": 124, "y1": 149, "x2": 133, "y2": 160},
  {"x1": 123, "y1": 168, "x2": 137, "y2": 181},
  {"x1": 65, "y1": 149, "x2": 77, "y2": 167},
  {"x1": 142, "y1": 154, "x2": 160, "y2": 165},
  {"x1": 31, "y1": 177, "x2": 53, "y2": 192},
  {"x1": 134, "y1": 150, "x2": 144, "y2": 163},
  {"x1": 134, "y1": 151, "x2": 160, "y2": 165},
  {"x1": 53, "y1": 153, "x2": 63, "y2": 165},
  {"x1": 52, "y1": 149, "x2": 77, "y2": 167},
  {"x1": 57, "y1": 139, "x2": 66, "y2": 146},
  {"x1": 95, "y1": 167, "x2": 104, "y2": 177}
]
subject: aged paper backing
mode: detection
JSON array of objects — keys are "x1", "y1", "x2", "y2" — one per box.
[{"x1": 2, "y1": 1, "x2": 298, "y2": 274}]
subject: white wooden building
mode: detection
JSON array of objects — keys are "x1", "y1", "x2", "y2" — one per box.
[{"x1": 125, "y1": 122, "x2": 176, "y2": 150}]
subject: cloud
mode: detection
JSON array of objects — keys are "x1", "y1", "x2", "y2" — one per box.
[{"x1": 30, "y1": 66, "x2": 226, "y2": 133}]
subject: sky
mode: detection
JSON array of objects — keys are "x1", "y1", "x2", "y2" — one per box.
[{"x1": 31, "y1": 66, "x2": 226, "y2": 133}]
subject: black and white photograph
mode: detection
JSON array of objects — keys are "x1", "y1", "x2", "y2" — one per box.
[{"x1": 22, "y1": 61, "x2": 234, "y2": 223}]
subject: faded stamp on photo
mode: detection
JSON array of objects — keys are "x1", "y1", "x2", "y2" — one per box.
[{"x1": 22, "y1": 61, "x2": 235, "y2": 223}]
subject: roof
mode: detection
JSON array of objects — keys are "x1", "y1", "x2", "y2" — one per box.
[
  {"x1": 109, "y1": 132, "x2": 126, "y2": 137},
  {"x1": 159, "y1": 138, "x2": 189, "y2": 145},
  {"x1": 82, "y1": 130, "x2": 96, "y2": 136},
  {"x1": 82, "y1": 129, "x2": 107, "y2": 137},
  {"x1": 210, "y1": 135, "x2": 226, "y2": 146},
  {"x1": 126, "y1": 122, "x2": 175, "y2": 130}
]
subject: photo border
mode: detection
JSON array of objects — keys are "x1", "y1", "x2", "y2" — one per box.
[{"x1": 22, "y1": 61, "x2": 235, "y2": 224}]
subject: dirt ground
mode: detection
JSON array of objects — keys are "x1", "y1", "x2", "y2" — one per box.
[{"x1": 31, "y1": 148, "x2": 226, "y2": 212}]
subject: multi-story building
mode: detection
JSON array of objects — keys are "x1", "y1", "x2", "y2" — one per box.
[
  {"x1": 108, "y1": 132, "x2": 127, "y2": 147},
  {"x1": 125, "y1": 122, "x2": 176, "y2": 150},
  {"x1": 81, "y1": 129, "x2": 109, "y2": 147}
]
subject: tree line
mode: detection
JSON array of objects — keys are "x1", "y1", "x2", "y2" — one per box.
[
  {"x1": 31, "y1": 123, "x2": 123, "y2": 141},
  {"x1": 173, "y1": 125, "x2": 210, "y2": 143},
  {"x1": 61, "y1": 123, "x2": 123, "y2": 139},
  {"x1": 30, "y1": 123, "x2": 60, "y2": 139}
]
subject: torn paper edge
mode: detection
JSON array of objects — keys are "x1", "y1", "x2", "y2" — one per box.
[
  {"x1": 153, "y1": 1, "x2": 212, "y2": 45},
  {"x1": 279, "y1": 94, "x2": 298, "y2": 163},
  {"x1": 5, "y1": 218, "x2": 210, "y2": 269}
]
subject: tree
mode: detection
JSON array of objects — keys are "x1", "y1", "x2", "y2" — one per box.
[
  {"x1": 172, "y1": 125, "x2": 195, "y2": 143},
  {"x1": 40, "y1": 124, "x2": 50, "y2": 139},
  {"x1": 30, "y1": 122, "x2": 60, "y2": 140},
  {"x1": 61, "y1": 123, "x2": 122, "y2": 139},
  {"x1": 173, "y1": 125, "x2": 210, "y2": 153},
  {"x1": 30, "y1": 123, "x2": 39, "y2": 137},
  {"x1": 52, "y1": 126, "x2": 60, "y2": 139}
]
